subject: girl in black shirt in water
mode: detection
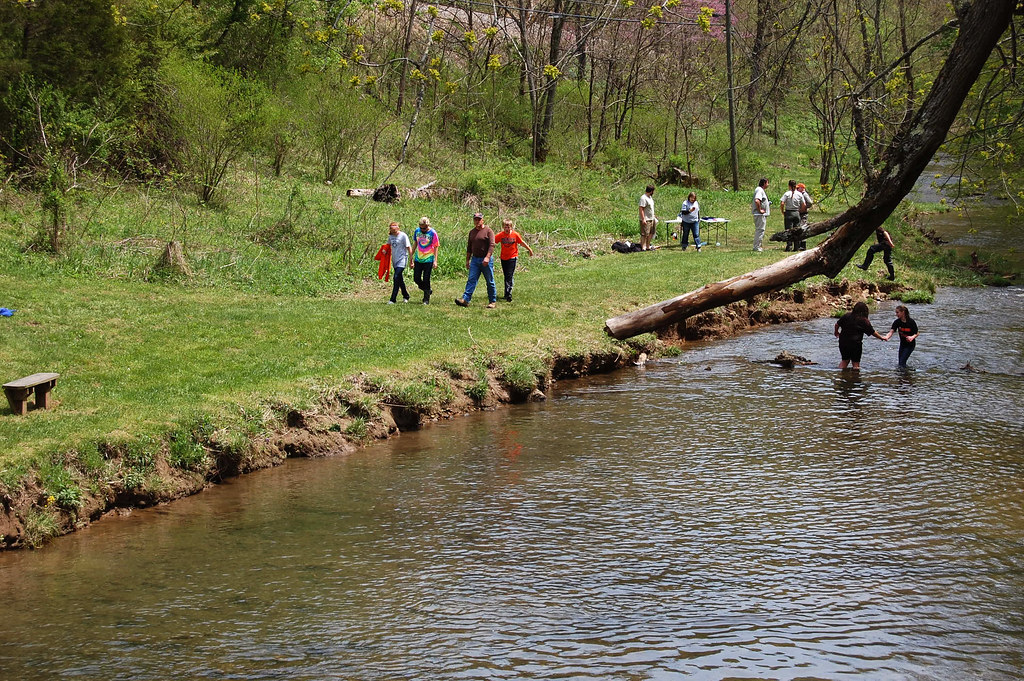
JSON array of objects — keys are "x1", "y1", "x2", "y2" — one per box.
[
  {"x1": 834, "y1": 301, "x2": 886, "y2": 370},
  {"x1": 882, "y1": 304, "x2": 919, "y2": 368}
]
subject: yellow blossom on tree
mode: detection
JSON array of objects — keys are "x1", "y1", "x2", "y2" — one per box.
[
  {"x1": 110, "y1": 4, "x2": 127, "y2": 26},
  {"x1": 647, "y1": 6, "x2": 663, "y2": 19},
  {"x1": 347, "y1": 25, "x2": 364, "y2": 39},
  {"x1": 640, "y1": 17, "x2": 656, "y2": 29},
  {"x1": 445, "y1": 80, "x2": 459, "y2": 93},
  {"x1": 485, "y1": 26, "x2": 498, "y2": 38},
  {"x1": 428, "y1": 68, "x2": 441, "y2": 81},
  {"x1": 432, "y1": 30, "x2": 444, "y2": 42},
  {"x1": 350, "y1": 76, "x2": 361, "y2": 87},
  {"x1": 487, "y1": 54, "x2": 501, "y2": 70},
  {"x1": 430, "y1": 57, "x2": 442, "y2": 68},
  {"x1": 543, "y1": 64, "x2": 561, "y2": 79},
  {"x1": 428, "y1": 5, "x2": 439, "y2": 17},
  {"x1": 666, "y1": 0, "x2": 679, "y2": 7},
  {"x1": 411, "y1": 68, "x2": 427, "y2": 82},
  {"x1": 696, "y1": 6, "x2": 713, "y2": 33}
]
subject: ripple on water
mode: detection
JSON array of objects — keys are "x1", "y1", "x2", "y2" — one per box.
[{"x1": 1, "y1": 289, "x2": 1023, "y2": 680}]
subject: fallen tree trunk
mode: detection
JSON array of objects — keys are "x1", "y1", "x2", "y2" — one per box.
[
  {"x1": 606, "y1": 0, "x2": 1014, "y2": 340},
  {"x1": 769, "y1": 221, "x2": 830, "y2": 243},
  {"x1": 346, "y1": 183, "x2": 456, "y2": 201}
]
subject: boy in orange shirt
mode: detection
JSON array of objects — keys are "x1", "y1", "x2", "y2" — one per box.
[{"x1": 495, "y1": 218, "x2": 534, "y2": 302}]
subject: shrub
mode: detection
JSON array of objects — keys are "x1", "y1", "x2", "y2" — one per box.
[
  {"x1": 167, "y1": 436, "x2": 209, "y2": 472},
  {"x1": 344, "y1": 417, "x2": 368, "y2": 439},
  {"x1": 38, "y1": 458, "x2": 83, "y2": 510},
  {"x1": 891, "y1": 289, "x2": 934, "y2": 304},
  {"x1": 23, "y1": 508, "x2": 60, "y2": 548},
  {"x1": 158, "y1": 57, "x2": 266, "y2": 204}
]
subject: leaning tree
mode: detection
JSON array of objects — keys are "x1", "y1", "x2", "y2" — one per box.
[{"x1": 605, "y1": 0, "x2": 1021, "y2": 340}]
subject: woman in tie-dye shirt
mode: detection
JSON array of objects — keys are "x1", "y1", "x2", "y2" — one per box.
[{"x1": 413, "y1": 216, "x2": 440, "y2": 305}]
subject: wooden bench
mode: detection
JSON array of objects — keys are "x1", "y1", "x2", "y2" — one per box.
[{"x1": 3, "y1": 373, "x2": 60, "y2": 416}]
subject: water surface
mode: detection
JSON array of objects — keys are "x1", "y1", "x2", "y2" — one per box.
[{"x1": 1, "y1": 287, "x2": 1022, "y2": 680}]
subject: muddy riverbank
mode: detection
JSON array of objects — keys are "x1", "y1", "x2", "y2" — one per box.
[{"x1": 0, "y1": 279, "x2": 897, "y2": 550}]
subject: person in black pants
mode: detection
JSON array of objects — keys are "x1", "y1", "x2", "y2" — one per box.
[
  {"x1": 412, "y1": 216, "x2": 440, "y2": 304},
  {"x1": 856, "y1": 226, "x2": 896, "y2": 280}
]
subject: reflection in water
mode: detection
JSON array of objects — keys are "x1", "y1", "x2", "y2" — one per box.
[
  {"x1": 0, "y1": 288, "x2": 1022, "y2": 680},
  {"x1": 831, "y1": 372, "x2": 870, "y2": 407}
]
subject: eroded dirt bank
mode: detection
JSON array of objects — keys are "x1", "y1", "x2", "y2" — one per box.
[{"x1": 0, "y1": 278, "x2": 895, "y2": 550}]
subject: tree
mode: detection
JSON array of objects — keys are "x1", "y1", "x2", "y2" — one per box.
[
  {"x1": 158, "y1": 58, "x2": 265, "y2": 204},
  {"x1": 605, "y1": 0, "x2": 1017, "y2": 340}
]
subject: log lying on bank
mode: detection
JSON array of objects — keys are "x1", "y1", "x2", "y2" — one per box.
[
  {"x1": 346, "y1": 181, "x2": 456, "y2": 202},
  {"x1": 606, "y1": 0, "x2": 1013, "y2": 340}
]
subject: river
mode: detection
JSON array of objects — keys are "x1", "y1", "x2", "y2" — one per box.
[{"x1": 1, "y1": 285, "x2": 1022, "y2": 680}]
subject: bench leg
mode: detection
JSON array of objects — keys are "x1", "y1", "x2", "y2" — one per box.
[
  {"x1": 4, "y1": 388, "x2": 29, "y2": 416},
  {"x1": 35, "y1": 385, "x2": 53, "y2": 410}
]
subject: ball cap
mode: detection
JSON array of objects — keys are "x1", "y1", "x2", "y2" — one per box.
[{"x1": 473, "y1": 212, "x2": 483, "y2": 219}]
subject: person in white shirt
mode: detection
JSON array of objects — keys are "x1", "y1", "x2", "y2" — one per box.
[
  {"x1": 638, "y1": 185, "x2": 657, "y2": 251},
  {"x1": 780, "y1": 179, "x2": 805, "y2": 251},
  {"x1": 386, "y1": 221, "x2": 412, "y2": 303},
  {"x1": 678, "y1": 192, "x2": 702, "y2": 252},
  {"x1": 751, "y1": 178, "x2": 770, "y2": 251}
]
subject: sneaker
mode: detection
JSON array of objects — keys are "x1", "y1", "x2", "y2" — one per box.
[
  {"x1": 387, "y1": 300, "x2": 395, "y2": 305},
  {"x1": 486, "y1": 302, "x2": 496, "y2": 309},
  {"x1": 754, "y1": 247, "x2": 763, "y2": 252},
  {"x1": 696, "y1": 245, "x2": 702, "y2": 252},
  {"x1": 423, "y1": 300, "x2": 430, "y2": 305},
  {"x1": 455, "y1": 298, "x2": 469, "y2": 307},
  {"x1": 505, "y1": 294, "x2": 512, "y2": 302},
  {"x1": 403, "y1": 298, "x2": 410, "y2": 303},
  {"x1": 855, "y1": 264, "x2": 867, "y2": 270}
]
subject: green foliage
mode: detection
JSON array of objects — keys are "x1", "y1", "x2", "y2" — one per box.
[
  {"x1": 344, "y1": 417, "x2": 369, "y2": 439},
  {"x1": 158, "y1": 57, "x2": 266, "y2": 203},
  {"x1": 891, "y1": 289, "x2": 935, "y2": 304},
  {"x1": 108, "y1": 437, "x2": 158, "y2": 490},
  {"x1": 300, "y1": 78, "x2": 382, "y2": 184},
  {"x1": 22, "y1": 508, "x2": 60, "y2": 548},
  {"x1": 168, "y1": 437, "x2": 209, "y2": 472},
  {"x1": 38, "y1": 457, "x2": 83, "y2": 510},
  {"x1": 459, "y1": 159, "x2": 603, "y2": 210}
]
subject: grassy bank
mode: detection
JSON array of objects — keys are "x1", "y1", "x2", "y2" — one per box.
[{"x1": 0, "y1": 164, "x2": 1009, "y2": 548}]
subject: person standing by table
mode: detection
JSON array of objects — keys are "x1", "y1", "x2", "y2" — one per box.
[
  {"x1": 752, "y1": 178, "x2": 770, "y2": 251},
  {"x1": 638, "y1": 184, "x2": 657, "y2": 251},
  {"x1": 882, "y1": 305, "x2": 919, "y2": 367},
  {"x1": 678, "y1": 192, "x2": 702, "y2": 252},
  {"x1": 412, "y1": 216, "x2": 439, "y2": 304},
  {"x1": 454, "y1": 212, "x2": 497, "y2": 309},
  {"x1": 834, "y1": 301, "x2": 887, "y2": 370},
  {"x1": 495, "y1": 218, "x2": 534, "y2": 302}
]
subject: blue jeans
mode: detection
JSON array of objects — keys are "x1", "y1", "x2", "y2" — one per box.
[
  {"x1": 898, "y1": 343, "x2": 915, "y2": 367},
  {"x1": 680, "y1": 221, "x2": 702, "y2": 249},
  {"x1": 463, "y1": 256, "x2": 496, "y2": 303}
]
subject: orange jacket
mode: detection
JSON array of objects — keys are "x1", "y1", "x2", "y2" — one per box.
[{"x1": 373, "y1": 243, "x2": 391, "y2": 281}]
